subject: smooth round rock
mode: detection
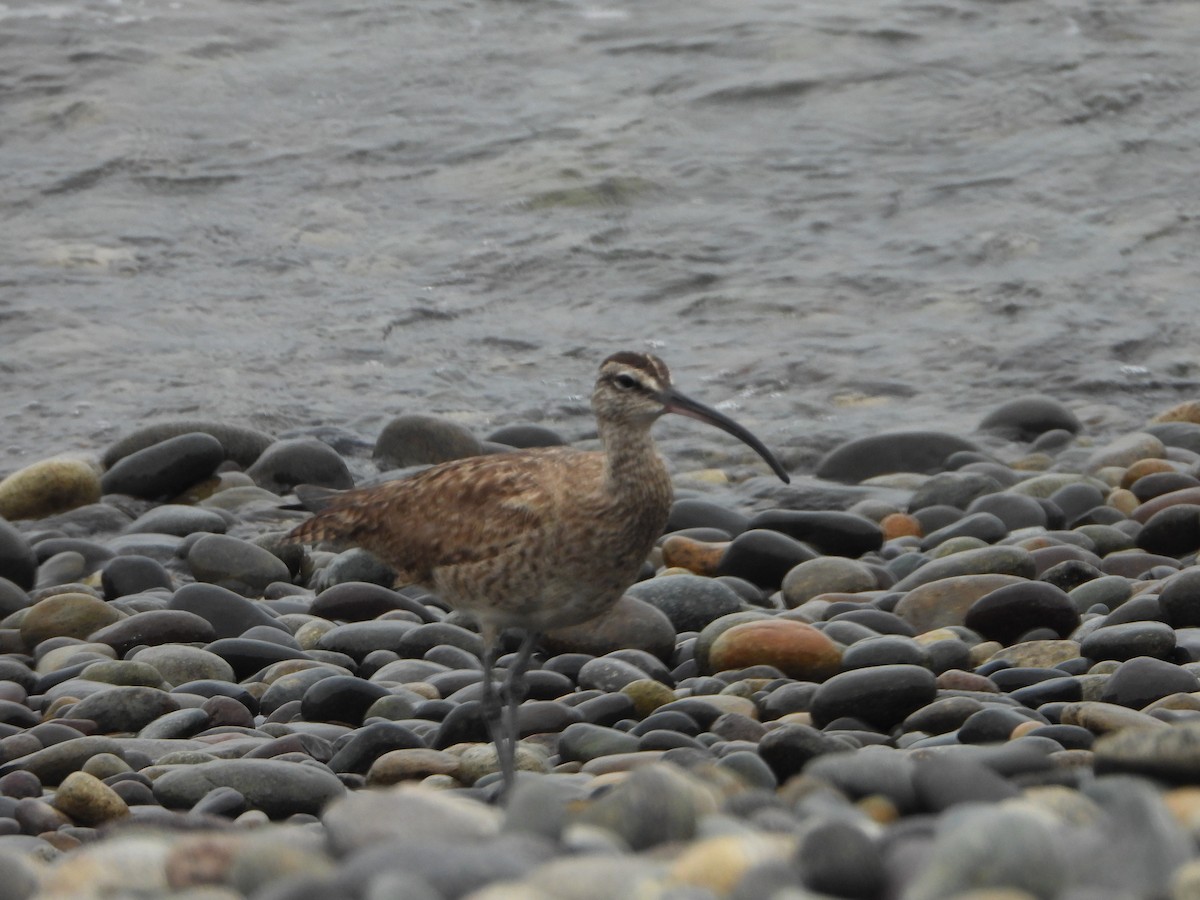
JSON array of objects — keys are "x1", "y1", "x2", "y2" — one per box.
[
  {"x1": 780, "y1": 557, "x2": 876, "y2": 607},
  {"x1": 102, "y1": 422, "x2": 272, "y2": 470},
  {"x1": 89, "y1": 610, "x2": 216, "y2": 656},
  {"x1": 67, "y1": 685, "x2": 181, "y2": 733},
  {"x1": 1085, "y1": 432, "x2": 1166, "y2": 472},
  {"x1": 373, "y1": 414, "x2": 482, "y2": 468},
  {"x1": 1137, "y1": 505, "x2": 1200, "y2": 557},
  {"x1": 246, "y1": 438, "x2": 354, "y2": 494},
  {"x1": 1160, "y1": 569, "x2": 1200, "y2": 627},
  {"x1": 99, "y1": 556, "x2": 174, "y2": 599},
  {"x1": 101, "y1": 432, "x2": 225, "y2": 499},
  {"x1": 746, "y1": 510, "x2": 883, "y2": 558},
  {"x1": 558, "y1": 723, "x2": 640, "y2": 763},
  {"x1": 893, "y1": 574, "x2": 1026, "y2": 632},
  {"x1": 964, "y1": 581, "x2": 1081, "y2": 645},
  {"x1": 124, "y1": 506, "x2": 228, "y2": 539},
  {"x1": 51, "y1": 770, "x2": 129, "y2": 826},
  {"x1": 706, "y1": 619, "x2": 841, "y2": 680},
  {"x1": 891, "y1": 546, "x2": 1036, "y2": 592},
  {"x1": 0, "y1": 458, "x2": 101, "y2": 521},
  {"x1": 133, "y1": 645, "x2": 236, "y2": 686},
  {"x1": 909, "y1": 472, "x2": 1004, "y2": 514},
  {"x1": 716, "y1": 529, "x2": 818, "y2": 588},
  {"x1": 1079, "y1": 621, "x2": 1176, "y2": 662},
  {"x1": 1100, "y1": 656, "x2": 1199, "y2": 709},
  {"x1": 310, "y1": 582, "x2": 434, "y2": 623},
  {"x1": 796, "y1": 819, "x2": 886, "y2": 899},
  {"x1": 204, "y1": 638, "x2": 312, "y2": 679},
  {"x1": 625, "y1": 575, "x2": 742, "y2": 633},
  {"x1": 815, "y1": 431, "x2": 981, "y2": 483},
  {"x1": 1095, "y1": 720, "x2": 1200, "y2": 782},
  {"x1": 152, "y1": 758, "x2": 345, "y2": 818},
  {"x1": 0, "y1": 518, "x2": 38, "y2": 591},
  {"x1": 977, "y1": 395, "x2": 1081, "y2": 441},
  {"x1": 810, "y1": 665, "x2": 938, "y2": 730},
  {"x1": 186, "y1": 534, "x2": 291, "y2": 596},
  {"x1": 20, "y1": 592, "x2": 123, "y2": 648},
  {"x1": 902, "y1": 806, "x2": 1067, "y2": 900},
  {"x1": 841, "y1": 635, "x2": 930, "y2": 671},
  {"x1": 300, "y1": 675, "x2": 391, "y2": 726},
  {"x1": 168, "y1": 582, "x2": 289, "y2": 640}
]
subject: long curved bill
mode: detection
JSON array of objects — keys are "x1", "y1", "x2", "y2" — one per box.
[{"x1": 660, "y1": 387, "x2": 791, "y2": 483}]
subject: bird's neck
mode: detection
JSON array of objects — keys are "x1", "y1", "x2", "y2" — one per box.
[{"x1": 599, "y1": 420, "x2": 671, "y2": 503}]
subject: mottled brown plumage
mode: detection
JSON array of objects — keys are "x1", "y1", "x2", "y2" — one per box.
[{"x1": 288, "y1": 351, "x2": 789, "y2": 794}]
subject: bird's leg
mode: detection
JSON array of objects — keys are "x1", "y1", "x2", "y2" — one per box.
[
  {"x1": 496, "y1": 629, "x2": 538, "y2": 791},
  {"x1": 477, "y1": 623, "x2": 512, "y2": 792}
]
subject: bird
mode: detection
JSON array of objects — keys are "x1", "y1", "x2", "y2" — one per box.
[{"x1": 287, "y1": 350, "x2": 790, "y2": 794}]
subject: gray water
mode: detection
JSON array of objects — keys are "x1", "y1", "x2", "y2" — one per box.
[{"x1": 3, "y1": 0, "x2": 1200, "y2": 477}]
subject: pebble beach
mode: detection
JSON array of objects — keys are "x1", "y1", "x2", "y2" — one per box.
[{"x1": 4, "y1": 396, "x2": 1200, "y2": 899}]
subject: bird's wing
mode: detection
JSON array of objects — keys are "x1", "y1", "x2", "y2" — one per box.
[{"x1": 287, "y1": 448, "x2": 594, "y2": 583}]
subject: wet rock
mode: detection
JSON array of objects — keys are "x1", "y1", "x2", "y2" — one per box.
[
  {"x1": 1095, "y1": 720, "x2": 1200, "y2": 782},
  {"x1": 805, "y1": 749, "x2": 918, "y2": 812},
  {"x1": 893, "y1": 573, "x2": 1026, "y2": 632},
  {"x1": 902, "y1": 805, "x2": 1067, "y2": 900},
  {"x1": 246, "y1": 437, "x2": 355, "y2": 494},
  {"x1": 810, "y1": 664, "x2": 937, "y2": 730},
  {"x1": 310, "y1": 581, "x2": 433, "y2": 622},
  {"x1": 0, "y1": 457, "x2": 101, "y2": 521},
  {"x1": 1079, "y1": 621, "x2": 1176, "y2": 662},
  {"x1": 964, "y1": 581, "x2": 1080, "y2": 645},
  {"x1": 1085, "y1": 432, "x2": 1166, "y2": 472},
  {"x1": 102, "y1": 422, "x2": 273, "y2": 470},
  {"x1": 909, "y1": 472, "x2": 1003, "y2": 514},
  {"x1": 545, "y1": 595, "x2": 675, "y2": 659},
  {"x1": 891, "y1": 546, "x2": 1036, "y2": 591},
  {"x1": 0, "y1": 735, "x2": 124, "y2": 783},
  {"x1": 89, "y1": 610, "x2": 217, "y2": 656},
  {"x1": 186, "y1": 534, "x2": 291, "y2": 596},
  {"x1": 625, "y1": 574, "x2": 742, "y2": 632},
  {"x1": 780, "y1": 557, "x2": 877, "y2": 607},
  {"x1": 20, "y1": 591, "x2": 123, "y2": 647},
  {"x1": 746, "y1": 509, "x2": 883, "y2": 557},
  {"x1": 100, "y1": 555, "x2": 173, "y2": 599},
  {"x1": 0, "y1": 519, "x2": 38, "y2": 591},
  {"x1": 706, "y1": 619, "x2": 842, "y2": 680},
  {"x1": 796, "y1": 819, "x2": 885, "y2": 899},
  {"x1": 977, "y1": 395, "x2": 1081, "y2": 441},
  {"x1": 51, "y1": 770, "x2": 129, "y2": 825},
  {"x1": 153, "y1": 758, "x2": 344, "y2": 818},
  {"x1": 68, "y1": 685, "x2": 181, "y2": 733},
  {"x1": 101, "y1": 432, "x2": 225, "y2": 499},
  {"x1": 373, "y1": 414, "x2": 482, "y2": 468},
  {"x1": 1137, "y1": 504, "x2": 1200, "y2": 557},
  {"x1": 1100, "y1": 656, "x2": 1199, "y2": 709},
  {"x1": 133, "y1": 645, "x2": 236, "y2": 686},
  {"x1": 716, "y1": 529, "x2": 817, "y2": 588},
  {"x1": 300, "y1": 675, "x2": 390, "y2": 726},
  {"x1": 815, "y1": 431, "x2": 980, "y2": 483},
  {"x1": 572, "y1": 763, "x2": 717, "y2": 851}
]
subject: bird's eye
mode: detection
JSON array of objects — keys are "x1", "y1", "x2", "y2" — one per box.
[{"x1": 613, "y1": 373, "x2": 638, "y2": 390}]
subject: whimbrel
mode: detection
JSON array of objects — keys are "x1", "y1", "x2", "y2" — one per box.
[{"x1": 288, "y1": 351, "x2": 789, "y2": 793}]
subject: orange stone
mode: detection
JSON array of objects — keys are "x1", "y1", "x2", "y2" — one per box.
[
  {"x1": 660, "y1": 535, "x2": 727, "y2": 576},
  {"x1": 1121, "y1": 458, "x2": 1178, "y2": 489},
  {"x1": 1151, "y1": 401, "x2": 1200, "y2": 425},
  {"x1": 881, "y1": 513, "x2": 922, "y2": 540},
  {"x1": 707, "y1": 619, "x2": 842, "y2": 680}
]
